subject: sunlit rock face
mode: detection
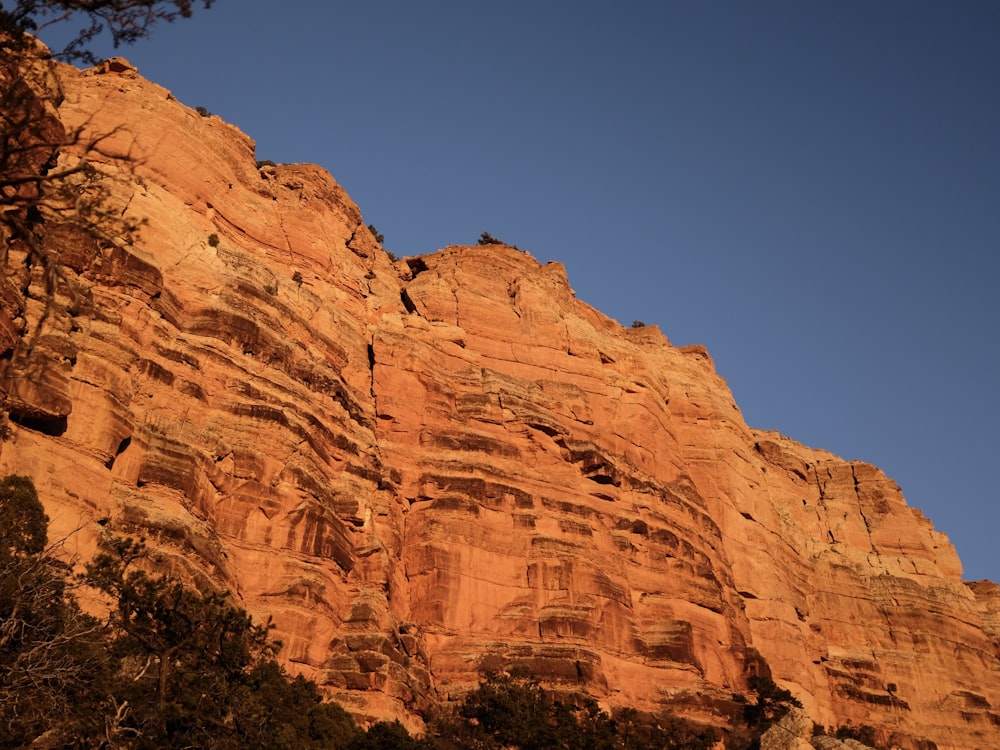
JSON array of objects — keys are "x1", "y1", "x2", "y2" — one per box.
[{"x1": 1, "y1": 58, "x2": 998, "y2": 748}]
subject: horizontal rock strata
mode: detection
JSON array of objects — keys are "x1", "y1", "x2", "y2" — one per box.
[{"x1": 0, "y1": 57, "x2": 997, "y2": 748}]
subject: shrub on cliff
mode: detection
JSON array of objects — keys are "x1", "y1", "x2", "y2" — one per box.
[
  {"x1": 727, "y1": 674, "x2": 805, "y2": 749},
  {"x1": 477, "y1": 231, "x2": 504, "y2": 245},
  {"x1": 833, "y1": 722, "x2": 879, "y2": 747},
  {"x1": 476, "y1": 231, "x2": 520, "y2": 250},
  {"x1": 741, "y1": 674, "x2": 802, "y2": 728}
]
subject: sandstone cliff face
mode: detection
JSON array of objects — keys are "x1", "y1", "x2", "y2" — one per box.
[{"x1": 1, "y1": 59, "x2": 998, "y2": 749}]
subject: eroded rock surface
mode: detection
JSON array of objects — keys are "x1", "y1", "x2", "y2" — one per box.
[{"x1": 0, "y1": 59, "x2": 998, "y2": 748}]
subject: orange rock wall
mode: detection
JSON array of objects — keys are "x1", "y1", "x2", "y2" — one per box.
[{"x1": 0, "y1": 59, "x2": 997, "y2": 748}]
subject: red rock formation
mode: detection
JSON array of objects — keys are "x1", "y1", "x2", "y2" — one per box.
[{"x1": 1, "y1": 57, "x2": 998, "y2": 748}]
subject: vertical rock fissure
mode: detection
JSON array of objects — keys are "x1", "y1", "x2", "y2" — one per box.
[
  {"x1": 851, "y1": 463, "x2": 874, "y2": 543},
  {"x1": 399, "y1": 287, "x2": 418, "y2": 314},
  {"x1": 812, "y1": 466, "x2": 827, "y2": 504},
  {"x1": 120, "y1": 188, "x2": 137, "y2": 217},
  {"x1": 345, "y1": 222, "x2": 361, "y2": 255},
  {"x1": 507, "y1": 278, "x2": 522, "y2": 320},
  {"x1": 366, "y1": 336, "x2": 388, "y2": 474},
  {"x1": 367, "y1": 342, "x2": 376, "y2": 393},
  {"x1": 449, "y1": 264, "x2": 461, "y2": 327},
  {"x1": 367, "y1": 337, "x2": 379, "y2": 422},
  {"x1": 813, "y1": 467, "x2": 835, "y2": 542},
  {"x1": 276, "y1": 211, "x2": 293, "y2": 257}
]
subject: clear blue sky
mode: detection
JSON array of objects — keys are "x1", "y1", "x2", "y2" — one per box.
[{"x1": 43, "y1": 2, "x2": 1000, "y2": 581}]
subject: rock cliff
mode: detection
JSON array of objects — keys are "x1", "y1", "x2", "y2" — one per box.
[{"x1": 1, "y1": 58, "x2": 998, "y2": 749}]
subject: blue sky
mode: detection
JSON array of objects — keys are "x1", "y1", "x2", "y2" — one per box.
[{"x1": 43, "y1": 2, "x2": 1000, "y2": 581}]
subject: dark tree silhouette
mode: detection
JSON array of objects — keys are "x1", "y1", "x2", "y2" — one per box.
[
  {"x1": 1, "y1": 1, "x2": 214, "y2": 64},
  {"x1": 425, "y1": 671, "x2": 717, "y2": 750},
  {"x1": 0, "y1": 476, "x2": 110, "y2": 747},
  {"x1": 0, "y1": 1, "x2": 211, "y2": 432},
  {"x1": 0, "y1": 474, "x2": 48, "y2": 556},
  {"x1": 0, "y1": 474, "x2": 362, "y2": 747},
  {"x1": 477, "y1": 231, "x2": 504, "y2": 246}
]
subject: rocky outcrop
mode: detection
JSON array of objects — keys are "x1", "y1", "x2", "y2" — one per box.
[
  {"x1": 761, "y1": 709, "x2": 874, "y2": 750},
  {"x1": 1, "y1": 58, "x2": 998, "y2": 748}
]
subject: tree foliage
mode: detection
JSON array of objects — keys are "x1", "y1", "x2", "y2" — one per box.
[
  {"x1": 426, "y1": 671, "x2": 717, "y2": 750},
  {"x1": 726, "y1": 674, "x2": 806, "y2": 749},
  {"x1": 0, "y1": 0, "x2": 210, "y2": 413},
  {"x1": 85, "y1": 536, "x2": 274, "y2": 745},
  {"x1": 477, "y1": 231, "x2": 504, "y2": 246},
  {"x1": 0, "y1": 474, "x2": 48, "y2": 556},
  {"x1": 1, "y1": 475, "x2": 830, "y2": 750},
  {"x1": 741, "y1": 674, "x2": 802, "y2": 728},
  {"x1": 346, "y1": 720, "x2": 430, "y2": 750},
  {"x1": 0, "y1": 477, "x2": 109, "y2": 747},
  {"x1": 0, "y1": 0, "x2": 214, "y2": 64},
  {"x1": 0, "y1": 475, "x2": 361, "y2": 748},
  {"x1": 82, "y1": 534, "x2": 361, "y2": 748}
]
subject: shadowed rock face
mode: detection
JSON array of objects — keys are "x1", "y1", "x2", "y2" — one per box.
[{"x1": 1, "y1": 58, "x2": 998, "y2": 748}]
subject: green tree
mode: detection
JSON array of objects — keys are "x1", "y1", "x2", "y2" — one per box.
[
  {"x1": 0, "y1": 477, "x2": 361, "y2": 747},
  {"x1": 231, "y1": 660, "x2": 360, "y2": 749},
  {"x1": 347, "y1": 720, "x2": 429, "y2": 750},
  {"x1": 0, "y1": 475, "x2": 110, "y2": 748},
  {"x1": 84, "y1": 535, "x2": 279, "y2": 746},
  {"x1": 0, "y1": 474, "x2": 48, "y2": 557},
  {"x1": 84, "y1": 533, "x2": 366, "y2": 748},
  {"x1": 728, "y1": 674, "x2": 804, "y2": 749},
  {"x1": 429, "y1": 671, "x2": 716, "y2": 750},
  {"x1": 741, "y1": 674, "x2": 801, "y2": 728},
  {"x1": 459, "y1": 671, "x2": 560, "y2": 749}
]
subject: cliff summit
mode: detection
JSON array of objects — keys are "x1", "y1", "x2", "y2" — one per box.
[{"x1": 1, "y1": 57, "x2": 998, "y2": 749}]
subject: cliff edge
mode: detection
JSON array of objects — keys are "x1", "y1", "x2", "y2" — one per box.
[{"x1": 1, "y1": 58, "x2": 997, "y2": 749}]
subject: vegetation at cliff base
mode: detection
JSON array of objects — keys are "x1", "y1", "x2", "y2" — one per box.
[
  {"x1": 422, "y1": 671, "x2": 717, "y2": 750},
  {"x1": 0, "y1": 475, "x2": 359, "y2": 748},
  {"x1": 3, "y1": 474, "x2": 819, "y2": 749},
  {"x1": 1, "y1": 481, "x2": 722, "y2": 748},
  {"x1": 726, "y1": 674, "x2": 807, "y2": 750},
  {"x1": 0, "y1": 476, "x2": 107, "y2": 747}
]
